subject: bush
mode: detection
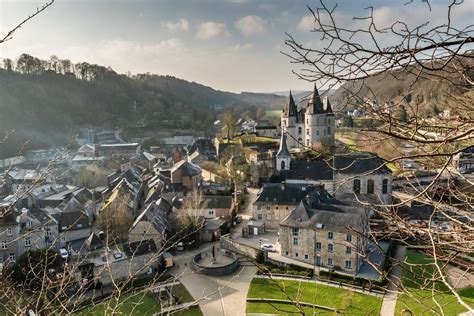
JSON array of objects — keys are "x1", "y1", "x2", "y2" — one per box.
[
  {"x1": 256, "y1": 250, "x2": 265, "y2": 264},
  {"x1": 258, "y1": 261, "x2": 313, "y2": 277},
  {"x1": 318, "y1": 270, "x2": 385, "y2": 291}
]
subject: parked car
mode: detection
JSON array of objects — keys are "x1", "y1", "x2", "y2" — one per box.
[
  {"x1": 260, "y1": 244, "x2": 276, "y2": 252},
  {"x1": 235, "y1": 215, "x2": 242, "y2": 224},
  {"x1": 59, "y1": 248, "x2": 69, "y2": 260},
  {"x1": 177, "y1": 242, "x2": 184, "y2": 251},
  {"x1": 113, "y1": 252, "x2": 123, "y2": 259}
]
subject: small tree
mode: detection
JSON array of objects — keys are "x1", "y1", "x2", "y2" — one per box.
[
  {"x1": 256, "y1": 250, "x2": 265, "y2": 264},
  {"x1": 97, "y1": 194, "x2": 133, "y2": 243},
  {"x1": 221, "y1": 111, "x2": 237, "y2": 141}
]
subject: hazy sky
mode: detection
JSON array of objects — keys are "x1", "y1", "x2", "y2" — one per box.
[{"x1": 0, "y1": 0, "x2": 472, "y2": 92}]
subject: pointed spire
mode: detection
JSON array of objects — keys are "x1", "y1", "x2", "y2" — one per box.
[
  {"x1": 306, "y1": 83, "x2": 324, "y2": 114},
  {"x1": 276, "y1": 131, "x2": 290, "y2": 158},
  {"x1": 282, "y1": 90, "x2": 297, "y2": 117},
  {"x1": 325, "y1": 97, "x2": 332, "y2": 113}
]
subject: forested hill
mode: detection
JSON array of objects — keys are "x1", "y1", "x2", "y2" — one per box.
[{"x1": 0, "y1": 54, "x2": 285, "y2": 158}]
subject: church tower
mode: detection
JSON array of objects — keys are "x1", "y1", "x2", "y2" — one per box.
[
  {"x1": 304, "y1": 84, "x2": 335, "y2": 149},
  {"x1": 276, "y1": 131, "x2": 291, "y2": 171}
]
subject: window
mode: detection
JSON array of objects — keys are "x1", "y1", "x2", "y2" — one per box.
[
  {"x1": 61, "y1": 236, "x2": 66, "y2": 242},
  {"x1": 306, "y1": 129, "x2": 310, "y2": 135},
  {"x1": 8, "y1": 253, "x2": 15, "y2": 262},
  {"x1": 285, "y1": 251, "x2": 288, "y2": 256},
  {"x1": 0, "y1": 241, "x2": 6, "y2": 249},
  {"x1": 45, "y1": 228, "x2": 51, "y2": 237},
  {"x1": 274, "y1": 211, "x2": 280, "y2": 221},
  {"x1": 266, "y1": 206, "x2": 270, "y2": 211},
  {"x1": 346, "y1": 234, "x2": 352, "y2": 242},
  {"x1": 293, "y1": 237, "x2": 299, "y2": 245},
  {"x1": 306, "y1": 119, "x2": 309, "y2": 124},
  {"x1": 382, "y1": 179, "x2": 388, "y2": 194},
  {"x1": 327, "y1": 231, "x2": 333, "y2": 239},
  {"x1": 295, "y1": 253, "x2": 299, "y2": 257},
  {"x1": 6, "y1": 228, "x2": 12, "y2": 236},
  {"x1": 27, "y1": 221, "x2": 33, "y2": 228},
  {"x1": 353, "y1": 179, "x2": 361, "y2": 194},
  {"x1": 257, "y1": 206, "x2": 262, "y2": 211},
  {"x1": 328, "y1": 244, "x2": 334, "y2": 253},
  {"x1": 304, "y1": 254, "x2": 309, "y2": 260},
  {"x1": 266, "y1": 212, "x2": 272, "y2": 221},
  {"x1": 257, "y1": 213, "x2": 262, "y2": 220},
  {"x1": 306, "y1": 139, "x2": 310, "y2": 146},
  {"x1": 367, "y1": 179, "x2": 375, "y2": 194},
  {"x1": 346, "y1": 246, "x2": 352, "y2": 254},
  {"x1": 345, "y1": 260, "x2": 352, "y2": 269},
  {"x1": 280, "y1": 160, "x2": 285, "y2": 170},
  {"x1": 292, "y1": 228, "x2": 299, "y2": 236},
  {"x1": 208, "y1": 210, "x2": 214, "y2": 216},
  {"x1": 316, "y1": 242, "x2": 321, "y2": 250},
  {"x1": 25, "y1": 237, "x2": 31, "y2": 247},
  {"x1": 327, "y1": 258, "x2": 333, "y2": 265},
  {"x1": 327, "y1": 126, "x2": 331, "y2": 134},
  {"x1": 298, "y1": 127, "x2": 302, "y2": 134},
  {"x1": 316, "y1": 130, "x2": 319, "y2": 136}
]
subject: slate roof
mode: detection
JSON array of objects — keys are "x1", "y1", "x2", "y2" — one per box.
[
  {"x1": 189, "y1": 139, "x2": 217, "y2": 156},
  {"x1": 276, "y1": 132, "x2": 291, "y2": 158},
  {"x1": 280, "y1": 197, "x2": 365, "y2": 232},
  {"x1": 204, "y1": 196, "x2": 233, "y2": 209},
  {"x1": 123, "y1": 239, "x2": 157, "y2": 256},
  {"x1": 333, "y1": 153, "x2": 391, "y2": 175},
  {"x1": 132, "y1": 198, "x2": 172, "y2": 234},
  {"x1": 56, "y1": 211, "x2": 91, "y2": 232},
  {"x1": 84, "y1": 233, "x2": 103, "y2": 250},
  {"x1": 269, "y1": 159, "x2": 333, "y2": 182},
  {"x1": 282, "y1": 91, "x2": 298, "y2": 117},
  {"x1": 305, "y1": 84, "x2": 325, "y2": 115},
  {"x1": 254, "y1": 183, "x2": 316, "y2": 205},
  {"x1": 171, "y1": 160, "x2": 201, "y2": 177}
]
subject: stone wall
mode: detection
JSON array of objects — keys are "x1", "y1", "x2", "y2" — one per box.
[{"x1": 220, "y1": 234, "x2": 258, "y2": 258}]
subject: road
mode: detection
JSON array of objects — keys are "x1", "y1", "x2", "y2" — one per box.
[{"x1": 231, "y1": 187, "x2": 258, "y2": 239}]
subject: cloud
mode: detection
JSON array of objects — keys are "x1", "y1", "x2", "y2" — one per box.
[
  {"x1": 235, "y1": 15, "x2": 267, "y2": 36},
  {"x1": 297, "y1": 15, "x2": 315, "y2": 31},
  {"x1": 161, "y1": 18, "x2": 190, "y2": 31},
  {"x1": 196, "y1": 21, "x2": 229, "y2": 40}
]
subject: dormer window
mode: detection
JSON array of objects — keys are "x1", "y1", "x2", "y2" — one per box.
[{"x1": 7, "y1": 228, "x2": 12, "y2": 236}]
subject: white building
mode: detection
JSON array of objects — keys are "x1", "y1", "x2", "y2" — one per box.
[{"x1": 281, "y1": 85, "x2": 335, "y2": 150}]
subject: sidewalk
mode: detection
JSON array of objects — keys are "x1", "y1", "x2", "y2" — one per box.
[{"x1": 380, "y1": 245, "x2": 407, "y2": 316}]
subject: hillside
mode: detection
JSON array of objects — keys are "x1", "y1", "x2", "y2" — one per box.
[
  {"x1": 0, "y1": 55, "x2": 285, "y2": 158},
  {"x1": 331, "y1": 57, "x2": 473, "y2": 114}
]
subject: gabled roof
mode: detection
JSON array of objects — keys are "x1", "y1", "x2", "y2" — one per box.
[
  {"x1": 282, "y1": 91, "x2": 298, "y2": 118},
  {"x1": 56, "y1": 211, "x2": 91, "y2": 232},
  {"x1": 280, "y1": 188, "x2": 366, "y2": 231},
  {"x1": 171, "y1": 160, "x2": 201, "y2": 177},
  {"x1": 84, "y1": 232, "x2": 103, "y2": 250},
  {"x1": 62, "y1": 197, "x2": 85, "y2": 213},
  {"x1": 132, "y1": 198, "x2": 172, "y2": 234},
  {"x1": 204, "y1": 196, "x2": 233, "y2": 209}
]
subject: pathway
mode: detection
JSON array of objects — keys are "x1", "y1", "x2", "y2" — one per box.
[{"x1": 380, "y1": 245, "x2": 407, "y2": 316}]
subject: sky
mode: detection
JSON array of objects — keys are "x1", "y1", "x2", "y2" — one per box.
[{"x1": 0, "y1": 0, "x2": 472, "y2": 93}]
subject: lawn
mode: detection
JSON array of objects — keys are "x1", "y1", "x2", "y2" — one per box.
[
  {"x1": 395, "y1": 250, "x2": 474, "y2": 315},
  {"x1": 76, "y1": 283, "x2": 202, "y2": 316},
  {"x1": 246, "y1": 278, "x2": 382, "y2": 316}
]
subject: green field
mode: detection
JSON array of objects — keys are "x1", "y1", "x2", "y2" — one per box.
[
  {"x1": 76, "y1": 283, "x2": 202, "y2": 316},
  {"x1": 265, "y1": 110, "x2": 282, "y2": 118},
  {"x1": 395, "y1": 250, "x2": 474, "y2": 315},
  {"x1": 246, "y1": 278, "x2": 382, "y2": 315}
]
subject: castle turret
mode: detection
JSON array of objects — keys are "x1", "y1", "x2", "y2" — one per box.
[
  {"x1": 281, "y1": 91, "x2": 300, "y2": 149},
  {"x1": 304, "y1": 84, "x2": 335, "y2": 149}
]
